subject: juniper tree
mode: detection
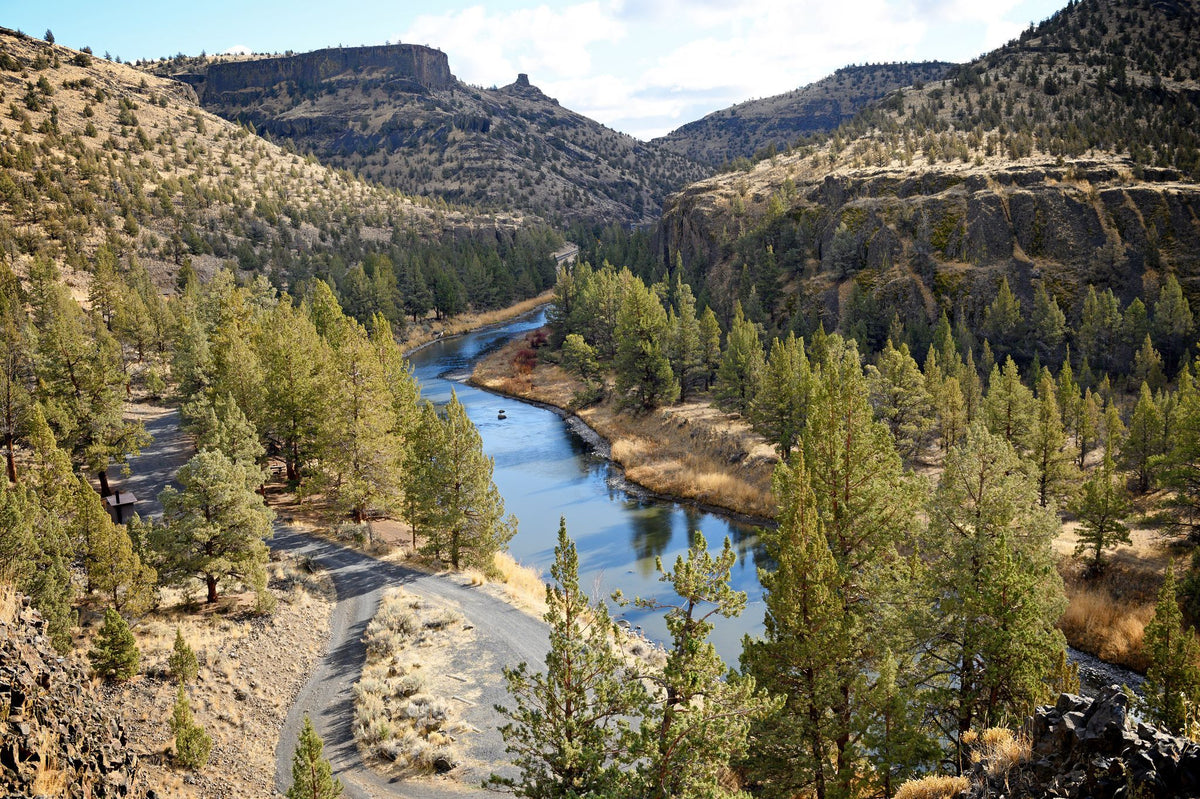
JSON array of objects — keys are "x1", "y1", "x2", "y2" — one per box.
[
  {"x1": 613, "y1": 277, "x2": 677, "y2": 410},
  {"x1": 169, "y1": 627, "x2": 199, "y2": 684},
  {"x1": 669, "y1": 275, "x2": 704, "y2": 399},
  {"x1": 1027, "y1": 371, "x2": 1077, "y2": 508},
  {"x1": 865, "y1": 340, "x2": 935, "y2": 462},
  {"x1": 983, "y1": 357, "x2": 1035, "y2": 451},
  {"x1": 287, "y1": 714, "x2": 343, "y2": 799},
  {"x1": 89, "y1": 607, "x2": 140, "y2": 680},
  {"x1": 697, "y1": 306, "x2": 722, "y2": 391},
  {"x1": 1121, "y1": 382, "x2": 1164, "y2": 493},
  {"x1": 1156, "y1": 372, "x2": 1200, "y2": 540},
  {"x1": 749, "y1": 332, "x2": 810, "y2": 457},
  {"x1": 491, "y1": 518, "x2": 645, "y2": 798},
  {"x1": 171, "y1": 682, "x2": 212, "y2": 770},
  {"x1": 155, "y1": 450, "x2": 275, "y2": 604}
]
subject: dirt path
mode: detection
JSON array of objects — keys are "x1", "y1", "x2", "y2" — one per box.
[
  {"x1": 107, "y1": 403, "x2": 193, "y2": 518},
  {"x1": 271, "y1": 527, "x2": 547, "y2": 798}
]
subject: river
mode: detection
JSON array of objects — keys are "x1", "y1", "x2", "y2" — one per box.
[
  {"x1": 407, "y1": 309, "x2": 765, "y2": 666},
  {"x1": 407, "y1": 309, "x2": 1144, "y2": 692}
]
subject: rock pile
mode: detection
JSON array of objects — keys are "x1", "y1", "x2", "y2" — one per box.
[
  {"x1": 965, "y1": 685, "x2": 1200, "y2": 798},
  {"x1": 0, "y1": 596, "x2": 149, "y2": 798}
]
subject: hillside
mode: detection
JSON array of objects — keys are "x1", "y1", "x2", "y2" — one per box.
[
  {"x1": 656, "y1": 0, "x2": 1200, "y2": 342},
  {"x1": 145, "y1": 46, "x2": 710, "y2": 226},
  {"x1": 655, "y1": 61, "x2": 956, "y2": 168},
  {"x1": 0, "y1": 29, "x2": 561, "y2": 323}
]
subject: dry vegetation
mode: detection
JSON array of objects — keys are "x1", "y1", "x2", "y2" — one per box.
[
  {"x1": 471, "y1": 336, "x2": 777, "y2": 519},
  {"x1": 397, "y1": 291, "x2": 554, "y2": 354},
  {"x1": 894, "y1": 774, "x2": 971, "y2": 799},
  {"x1": 93, "y1": 547, "x2": 334, "y2": 798},
  {"x1": 353, "y1": 588, "x2": 471, "y2": 776}
]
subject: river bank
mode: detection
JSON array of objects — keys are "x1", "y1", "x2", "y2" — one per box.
[
  {"x1": 470, "y1": 337, "x2": 778, "y2": 520},
  {"x1": 398, "y1": 290, "x2": 554, "y2": 355},
  {"x1": 469, "y1": 332, "x2": 1169, "y2": 681}
]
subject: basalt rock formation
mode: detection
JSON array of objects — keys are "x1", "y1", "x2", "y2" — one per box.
[{"x1": 0, "y1": 597, "x2": 149, "y2": 798}]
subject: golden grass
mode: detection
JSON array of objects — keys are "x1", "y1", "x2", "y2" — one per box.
[
  {"x1": 967, "y1": 727, "x2": 1031, "y2": 777},
  {"x1": 1058, "y1": 583, "x2": 1154, "y2": 671},
  {"x1": 893, "y1": 774, "x2": 971, "y2": 799},
  {"x1": 490, "y1": 551, "x2": 548, "y2": 615},
  {"x1": 399, "y1": 291, "x2": 554, "y2": 354},
  {"x1": 0, "y1": 581, "x2": 17, "y2": 625}
]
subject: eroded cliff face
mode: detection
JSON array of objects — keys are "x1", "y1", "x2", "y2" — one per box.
[
  {"x1": 657, "y1": 155, "x2": 1200, "y2": 324},
  {"x1": 195, "y1": 44, "x2": 453, "y2": 102}
]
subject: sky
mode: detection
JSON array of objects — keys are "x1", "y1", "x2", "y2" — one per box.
[{"x1": 3, "y1": 0, "x2": 1067, "y2": 140}]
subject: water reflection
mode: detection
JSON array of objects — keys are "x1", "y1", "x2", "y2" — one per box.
[{"x1": 406, "y1": 309, "x2": 768, "y2": 664}]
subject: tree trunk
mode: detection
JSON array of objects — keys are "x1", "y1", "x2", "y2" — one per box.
[
  {"x1": 98, "y1": 469, "x2": 111, "y2": 497},
  {"x1": 206, "y1": 574, "x2": 218, "y2": 603},
  {"x1": 5, "y1": 442, "x2": 15, "y2": 484}
]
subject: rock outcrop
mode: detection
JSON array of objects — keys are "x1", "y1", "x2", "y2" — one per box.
[
  {"x1": 963, "y1": 686, "x2": 1200, "y2": 798},
  {"x1": 0, "y1": 597, "x2": 148, "y2": 798}
]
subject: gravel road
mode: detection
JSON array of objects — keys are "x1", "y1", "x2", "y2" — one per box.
[
  {"x1": 271, "y1": 527, "x2": 549, "y2": 798},
  {"x1": 106, "y1": 403, "x2": 192, "y2": 519}
]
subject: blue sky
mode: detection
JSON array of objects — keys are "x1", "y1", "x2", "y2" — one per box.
[{"x1": 3, "y1": 0, "x2": 1066, "y2": 139}]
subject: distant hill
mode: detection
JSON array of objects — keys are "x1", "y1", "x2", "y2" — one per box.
[
  {"x1": 655, "y1": 62, "x2": 956, "y2": 168},
  {"x1": 146, "y1": 46, "x2": 710, "y2": 226},
  {"x1": 0, "y1": 29, "x2": 562, "y2": 324},
  {"x1": 655, "y1": 0, "x2": 1200, "y2": 345}
]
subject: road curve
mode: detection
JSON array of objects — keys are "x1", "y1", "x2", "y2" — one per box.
[{"x1": 271, "y1": 526, "x2": 548, "y2": 799}]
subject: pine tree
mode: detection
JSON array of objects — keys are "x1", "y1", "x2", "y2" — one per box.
[
  {"x1": 424, "y1": 391, "x2": 515, "y2": 570},
  {"x1": 613, "y1": 277, "x2": 677, "y2": 410},
  {"x1": 923, "y1": 423, "x2": 1066, "y2": 765},
  {"x1": 1158, "y1": 373, "x2": 1200, "y2": 540},
  {"x1": 741, "y1": 452, "x2": 850, "y2": 799},
  {"x1": 1028, "y1": 283, "x2": 1065, "y2": 364},
  {"x1": 714, "y1": 301, "x2": 764, "y2": 413},
  {"x1": 401, "y1": 401, "x2": 447, "y2": 551},
  {"x1": 1027, "y1": 371, "x2": 1077, "y2": 508},
  {"x1": 634, "y1": 534, "x2": 771, "y2": 799},
  {"x1": 89, "y1": 607, "x2": 140, "y2": 680},
  {"x1": 1069, "y1": 447, "x2": 1130, "y2": 574},
  {"x1": 1152, "y1": 274, "x2": 1194, "y2": 372},
  {"x1": 865, "y1": 341, "x2": 935, "y2": 461},
  {"x1": 1121, "y1": 382, "x2": 1164, "y2": 493},
  {"x1": 287, "y1": 714, "x2": 343, "y2": 799},
  {"x1": 749, "y1": 332, "x2": 810, "y2": 457},
  {"x1": 1141, "y1": 563, "x2": 1200, "y2": 734},
  {"x1": 155, "y1": 450, "x2": 275, "y2": 604},
  {"x1": 982, "y1": 277, "x2": 1022, "y2": 360},
  {"x1": 982, "y1": 357, "x2": 1035, "y2": 451},
  {"x1": 169, "y1": 628, "x2": 199, "y2": 684},
  {"x1": 670, "y1": 275, "x2": 703, "y2": 399},
  {"x1": 697, "y1": 306, "x2": 722, "y2": 391},
  {"x1": 491, "y1": 518, "x2": 645, "y2": 798},
  {"x1": 171, "y1": 682, "x2": 212, "y2": 770}
]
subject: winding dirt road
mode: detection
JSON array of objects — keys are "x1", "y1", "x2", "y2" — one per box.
[{"x1": 270, "y1": 526, "x2": 548, "y2": 798}]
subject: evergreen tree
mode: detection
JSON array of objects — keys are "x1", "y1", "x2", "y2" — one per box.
[
  {"x1": 1027, "y1": 372, "x2": 1077, "y2": 508},
  {"x1": 922, "y1": 423, "x2": 1066, "y2": 766},
  {"x1": 1141, "y1": 563, "x2": 1200, "y2": 734},
  {"x1": 634, "y1": 534, "x2": 771, "y2": 799},
  {"x1": 1078, "y1": 286, "x2": 1120, "y2": 375},
  {"x1": 670, "y1": 275, "x2": 704, "y2": 399},
  {"x1": 492, "y1": 518, "x2": 645, "y2": 798},
  {"x1": 1152, "y1": 274, "x2": 1194, "y2": 372},
  {"x1": 1069, "y1": 448, "x2": 1130, "y2": 574},
  {"x1": 68, "y1": 475, "x2": 156, "y2": 613},
  {"x1": 424, "y1": 392, "x2": 515, "y2": 570},
  {"x1": 741, "y1": 452, "x2": 851, "y2": 799},
  {"x1": 182, "y1": 391, "x2": 266, "y2": 473},
  {"x1": 698, "y1": 306, "x2": 722, "y2": 391},
  {"x1": 714, "y1": 301, "x2": 764, "y2": 413},
  {"x1": 865, "y1": 341, "x2": 935, "y2": 462},
  {"x1": 1028, "y1": 282, "x2": 1066, "y2": 364},
  {"x1": 982, "y1": 277, "x2": 1022, "y2": 361},
  {"x1": 982, "y1": 357, "x2": 1035, "y2": 451},
  {"x1": 89, "y1": 607, "x2": 140, "y2": 680},
  {"x1": 1158, "y1": 373, "x2": 1200, "y2": 540},
  {"x1": 401, "y1": 402, "x2": 447, "y2": 550},
  {"x1": 749, "y1": 332, "x2": 810, "y2": 457},
  {"x1": 560, "y1": 334, "x2": 602, "y2": 389},
  {"x1": 613, "y1": 277, "x2": 678, "y2": 410},
  {"x1": 287, "y1": 714, "x2": 343, "y2": 799},
  {"x1": 169, "y1": 627, "x2": 199, "y2": 684},
  {"x1": 155, "y1": 450, "x2": 275, "y2": 604},
  {"x1": 1121, "y1": 382, "x2": 1164, "y2": 493},
  {"x1": 171, "y1": 682, "x2": 212, "y2": 770},
  {"x1": 1131, "y1": 334, "x2": 1166, "y2": 391}
]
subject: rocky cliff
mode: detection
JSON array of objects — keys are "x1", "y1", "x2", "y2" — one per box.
[
  {"x1": 658, "y1": 156, "x2": 1200, "y2": 331},
  {"x1": 1, "y1": 596, "x2": 149, "y2": 798}
]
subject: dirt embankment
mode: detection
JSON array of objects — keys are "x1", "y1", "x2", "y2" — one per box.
[{"x1": 470, "y1": 337, "x2": 778, "y2": 520}]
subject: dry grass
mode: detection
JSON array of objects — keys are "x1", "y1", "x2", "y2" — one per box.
[
  {"x1": 399, "y1": 292, "x2": 554, "y2": 354},
  {"x1": 964, "y1": 727, "x2": 1031, "y2": 777},
  {"x1": 29, "y1": 730, "x2": 67, "y2": 797},
  {"x1": 490, "y1": 551, "x2": 548, "y2": 615},
  {"x1": 1058, "y1": 583, "x2": 1154, "y2": 671},
  {"x1": 893, "y1": 774, "x2": 971, "y2": 799},
  {"x1": 0, "y1": 582, "x2": 17, "y2": 625},
  {"x1": 353, "y1": 588, "x2": 470, "y2": 776}
]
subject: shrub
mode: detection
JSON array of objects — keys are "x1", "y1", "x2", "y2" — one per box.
[
  {"x1": 168, "y1": 627, "x2": 199, "y2": 684},
  {"x1": 89, "y1": 608, "x2": 139, "y2": 680}
]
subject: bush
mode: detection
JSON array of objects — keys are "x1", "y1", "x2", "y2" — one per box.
[
  {"x1": 168, "y1": 627, "x2": 199, "y2": 684},
  {"x1": 170, "y1": 683, "x2": 212, "y2": 770}
]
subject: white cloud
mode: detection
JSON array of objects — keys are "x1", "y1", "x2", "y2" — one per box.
[{"x1": 222, "y1": 44, "x2": 252, "y2": 55}]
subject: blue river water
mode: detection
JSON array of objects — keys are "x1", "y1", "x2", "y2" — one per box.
[{"x1": 406, "y1": 309, "x2": 766, "y2": 666}]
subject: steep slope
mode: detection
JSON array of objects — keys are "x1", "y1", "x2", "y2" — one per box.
[
  {"x1": 147, "y1": 47, "x2": 710, "y2": 226},
  {"x1": 656, "y1": 0, "x2": 1200, "y2": 342},
  {"x1": 0, "y1": 29, "x2": 562, "y2": 313},
  {"x1": 655, "y1": 61, "x2": 956, "y2": 168}
]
